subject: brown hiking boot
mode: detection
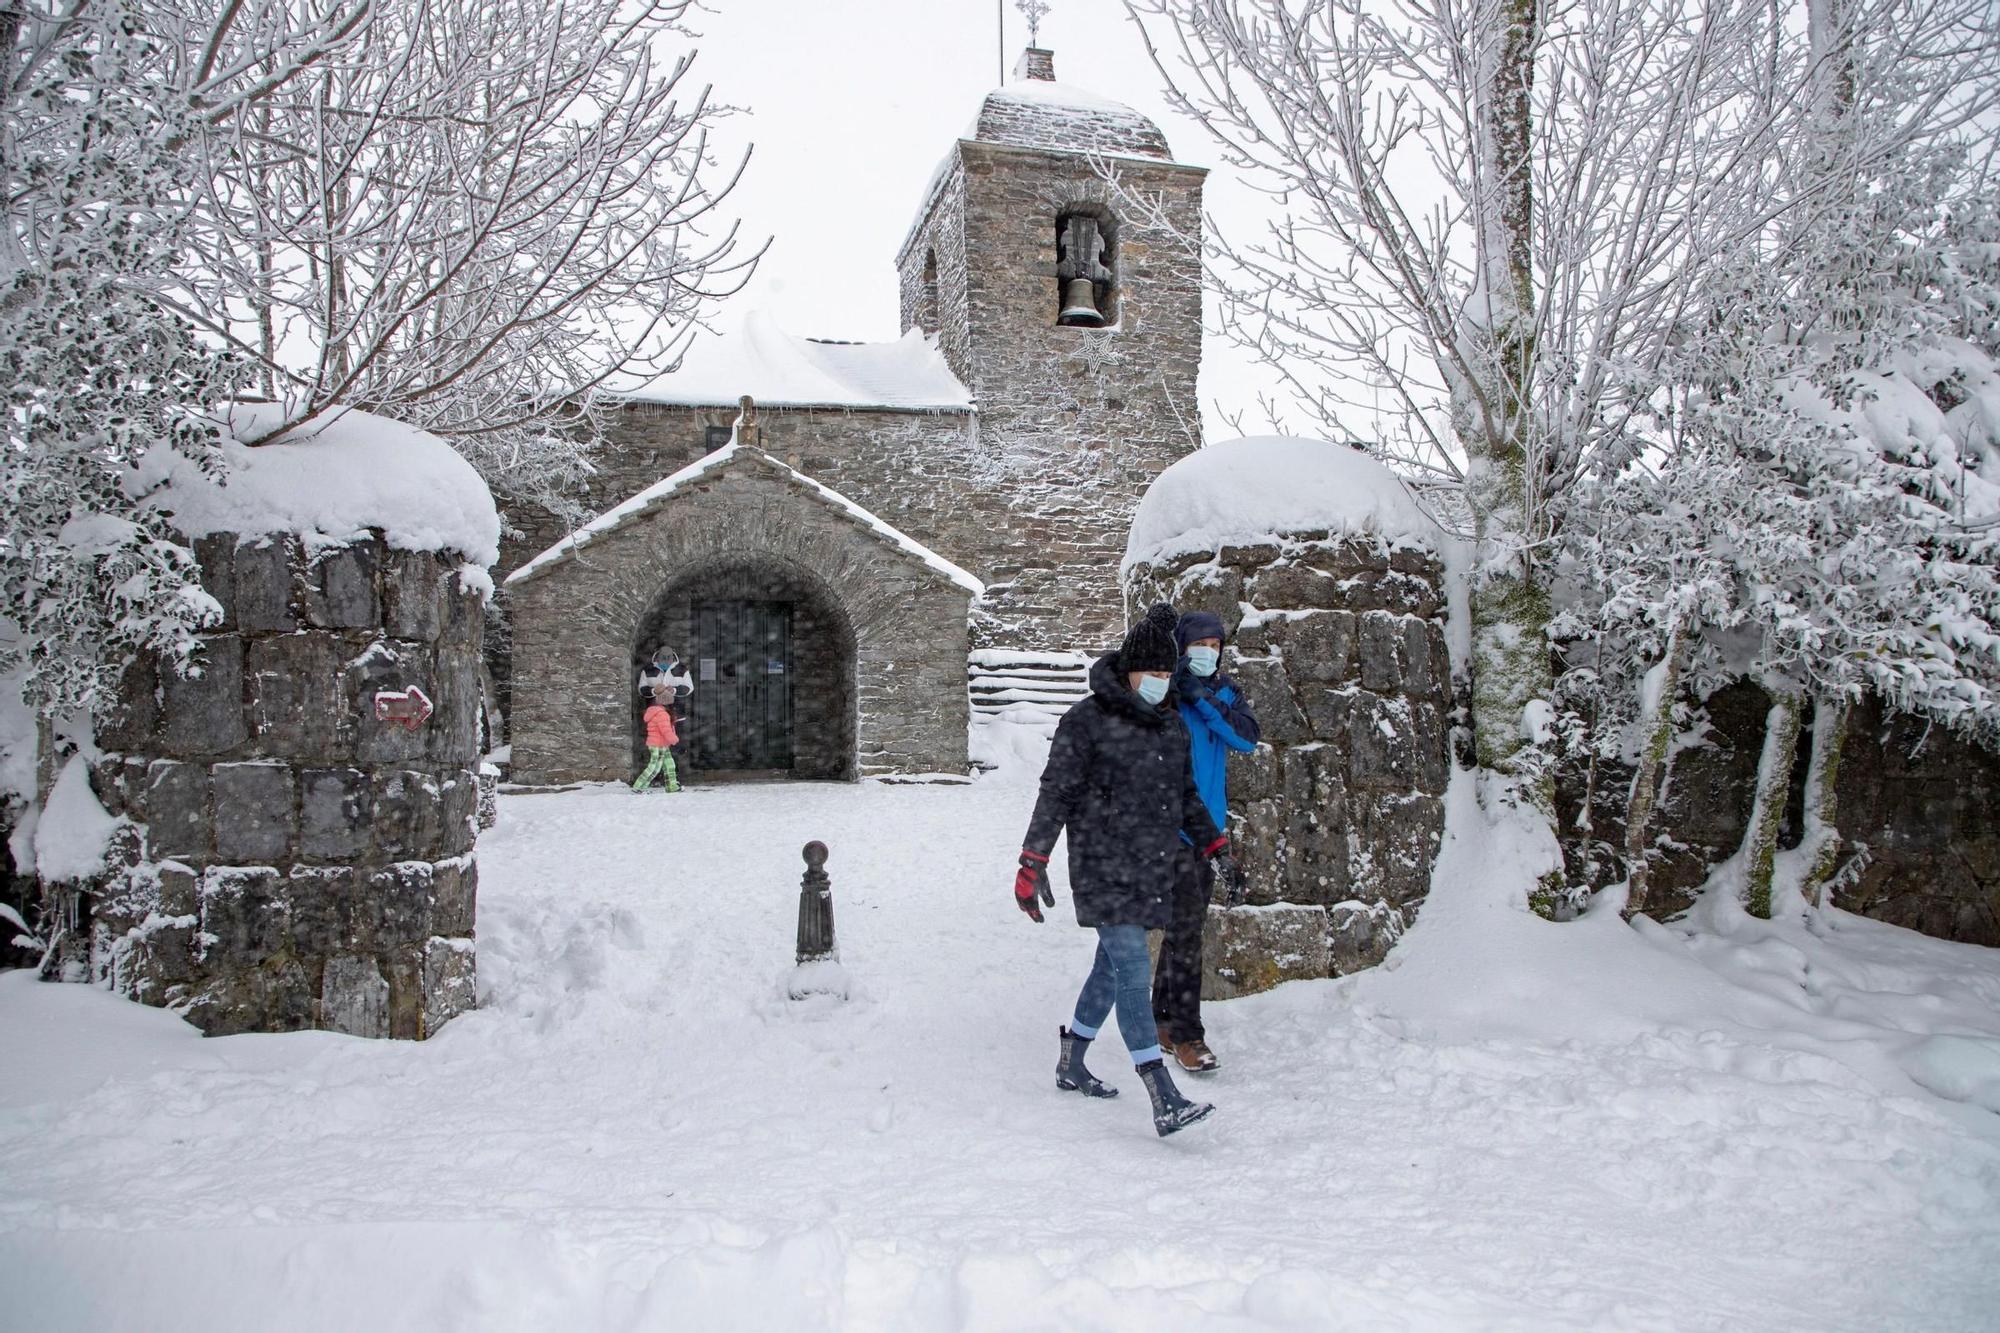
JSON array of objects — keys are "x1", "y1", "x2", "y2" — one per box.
[
  {"x1": 1156, "y1": 1022, "x2": 1174, "y2": 1053},
  {"x1": 1172, "y1": 1038, "x2": 1219, "y2": 1074}
]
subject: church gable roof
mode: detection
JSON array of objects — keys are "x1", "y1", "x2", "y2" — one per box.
[
  {"x1": 505, "y1": 442, "x2": 984, "y2": 595},
  {"x1": 625, "y1": 313, "x2": 972, "y2": 412}
]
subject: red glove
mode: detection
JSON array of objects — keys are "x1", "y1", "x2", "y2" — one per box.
[
  {"x1": 1200, "y1": 836, "x2": 1229, "y2": 859},
  {"x1": 1014, "y1": 849, "x2": 1054, "y2": 923}
]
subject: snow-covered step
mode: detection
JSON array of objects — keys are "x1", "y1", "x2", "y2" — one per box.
[{"x1": 967, "y1": 649, "x2": 1091, "y2": 724}]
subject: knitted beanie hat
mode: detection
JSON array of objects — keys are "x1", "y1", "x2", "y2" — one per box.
[
  {"x1": 1176, "y1": 610, "x2": 1227, "y2": 651},
  {"x1": 1119, "y1": 603, "x2": 1181, "y2": 674}
]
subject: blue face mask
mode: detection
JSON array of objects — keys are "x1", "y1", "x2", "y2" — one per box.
[
  {"x1": 1186, "y1": 646, "x2": 1220, "y2": 677},
  {"x1": 1136, "y1": 675, "x2": 1170, "y2": 706}
]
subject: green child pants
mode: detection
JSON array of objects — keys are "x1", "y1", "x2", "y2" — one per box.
[{"x1": 632, "y1": 746, "x2": 679, "y2": 792}]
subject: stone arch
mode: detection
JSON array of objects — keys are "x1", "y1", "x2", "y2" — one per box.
[
  {"x1": 626, "y1": 554, "x2": 859, "y2": 780},
  {"x1": 1054, "y1": 200, "x2": 1119, "y2": 326}
]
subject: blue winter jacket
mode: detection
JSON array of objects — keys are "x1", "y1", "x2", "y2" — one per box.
[{"x1": 1177, "y1": 669, "x2": 1260, "y2": 838}]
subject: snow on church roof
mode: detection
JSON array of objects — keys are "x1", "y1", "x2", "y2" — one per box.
[
  {"x1": 625, "y1": 313, "x2": 972, "y2": 412},
  {"x1": 505, "y1": 441, "x2": 984, "y2": 596},
  {"x1": 1123, "y1": 436, "x2": 1448, "y2": 574}
]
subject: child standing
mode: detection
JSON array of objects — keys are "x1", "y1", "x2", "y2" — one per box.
[{"x1": 632, "y1": 696, "x2": 681, "y2": 793}]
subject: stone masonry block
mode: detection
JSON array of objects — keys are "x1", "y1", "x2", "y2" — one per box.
[
  {"x1": 234, "y1": 537, "x2": 299, "y2": 632},
  {"x1": 347, "y1": 641, "x2": 434, "y2": 764},
  {"x1": 159, "y1": 635, "x2": 247, "y2": 755},
  {"x1": 248, "y1": 632, "x2": 350, "y2": 762},
  {"x1": 1347, "y1": 691, "x2": 1419, "y2": 791},
  {"x1": 382, "y1": 551, "x2": 445, "y2": 642},
  {"x1": 144, "y1": 760, "x2": 211, "y2": 862},
  {"x1": 198, "y1": 866, "x2": 287, "y2": 959},
  {"x1": 1229, "y1": 657, "x2": 1307, "y2": 746},
  {"x1": 1276, "y1": 611, "x2": 1356, "y2": 684},
  {"x1": 320, "y1": 954, "x2": 391, "y2": 1038},
  {"x1": 438, "y1": 771, "x2": 478, "y2": 856},
  {"x1": 193, "y1": 534, "x2": 237, "y2": 630},
  {"x1": 1356, "y1": 612, "x2": 1405, "y2": 693},
  {"x1": 420, "y1": 936, "x2": 477, "y2": 1037},
  {"x1": 1202, "y1": 904, "x2": 1329, "y2": 1000},
  {"x1": 304, "y1": 543, "x2": 380, "y2": 629},
  {"x1": 373, "y1": 769, "x2": 442, "y2": 859},
  {"x1": 432, "y1": 856, "x2": 477, "y2": 937},
  {"x1": 212, "y1": 762, "x2": 296, "y2": 864},
  {"x1": 370, "y1": 861, "x2": 437, "y2": 949},
  {"x1": 299, "y1": 767, "x2": 370, "y2": 861}
]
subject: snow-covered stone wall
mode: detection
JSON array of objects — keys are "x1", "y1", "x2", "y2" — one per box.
[
  {"x1": 1561, "y1": 682, "x2": 2000, "y2": 943},
  {"x1": 82, "y1": 530, "x2": 487, "y2": 1037},
  {"x1": 1124, "y1": 437, "x2": 1459, "y2": 994}
]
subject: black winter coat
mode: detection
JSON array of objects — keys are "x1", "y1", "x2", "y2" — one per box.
[{"x1": 1023, "y1": 653, "x2": 1224, "y2": 929}]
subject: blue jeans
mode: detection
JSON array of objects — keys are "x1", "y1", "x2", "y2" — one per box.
[{"x1": 1070, "y1": 925, "x2": 1164, "y2": 1064}]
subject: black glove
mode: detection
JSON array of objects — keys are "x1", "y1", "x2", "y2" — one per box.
[
  {"x1": 1212, "y1": 851, "x2": 1248, "y2": 907},
  {"x1": 1176, "y1": 664, "x2": 1210, "y2": 705},
  {"x1": 1014, "y1": 849, "x2": 1055, "y2": 923}
]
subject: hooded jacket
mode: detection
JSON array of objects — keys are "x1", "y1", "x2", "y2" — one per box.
[
  {"x1": 1177, "y1": 670, "x2": 1260, "y2": 836},
  {"x1": 1023, "y1": 652, "x2": 1223, "y2": 929},
  {"x1": 643, "y1": 702, "x2": 678, "y2": 748}
]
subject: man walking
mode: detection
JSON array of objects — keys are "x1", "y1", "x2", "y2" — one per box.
[{"x1": 1153, "y1": 610, "x2": 1260, "y2": 1073}]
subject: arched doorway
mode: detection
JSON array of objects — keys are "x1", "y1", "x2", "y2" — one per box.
[{"x1": 629, "y1": 557, "x2": 858, "y2": 781}]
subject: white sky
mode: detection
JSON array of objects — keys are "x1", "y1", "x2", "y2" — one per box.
[{"x1": 678, "y1": 0, "x2": 1298, "y2": 442}]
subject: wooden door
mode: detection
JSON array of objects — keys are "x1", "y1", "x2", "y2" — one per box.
[{"x1": 688, "y1": 599, "x2": 794, "y2": 771}]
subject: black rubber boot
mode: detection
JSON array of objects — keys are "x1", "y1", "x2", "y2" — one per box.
[
  {"x1": 1056, "y1": 1026, "x2": 1119, "y2": 1098},
  {"x1": 1138, "y1": 1058, "x2": 1214, "y2": 1136}
]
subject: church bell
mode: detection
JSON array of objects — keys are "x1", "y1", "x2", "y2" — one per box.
[{"x1": 1059, "y1": 278, "x2": 1106, "y2": 327}]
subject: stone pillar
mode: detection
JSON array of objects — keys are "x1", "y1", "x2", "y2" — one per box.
[
  {"x1": 1126, "y1": 533, "x2": 1453, "y2": 992},
  {"x1": 84, "y1": 530, "x2": 487, "y2": 1038}
]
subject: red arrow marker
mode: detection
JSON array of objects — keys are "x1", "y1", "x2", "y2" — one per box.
[{"x1": 373, "y1": 685, "x2": 434, "y2": 731}]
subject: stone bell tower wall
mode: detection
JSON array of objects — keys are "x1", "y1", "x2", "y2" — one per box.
[{"x1": 897, "y1": 140, "x2": 1208, "y2": 654}]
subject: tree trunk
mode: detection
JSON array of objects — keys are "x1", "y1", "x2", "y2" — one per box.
[
  {"x1": 1740, "y1": 691, "x2": 1802, "y2": 918},
  {"x1": 1463, "y1": 0, "x2": 1562, "y2": 914},
  {"x1": 1796, "y1": 694, "x2": 1850, "y2": 909},
  {"x1": 1623, "y1": 617, "x2": 1687, "y2": 918}
]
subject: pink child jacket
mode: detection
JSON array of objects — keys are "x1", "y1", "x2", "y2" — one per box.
[{"x1": 643, "y1": 703, "x2": 678, "y2": 748}]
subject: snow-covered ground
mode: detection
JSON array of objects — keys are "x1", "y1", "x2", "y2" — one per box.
[{"x1": 4, "y1": 730, "x2": 2000, "y2": 1331}]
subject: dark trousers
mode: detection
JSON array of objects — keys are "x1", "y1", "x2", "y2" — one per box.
[{"x1": 1151, "y1": 846, "x2": 1213, "y2": 1043}]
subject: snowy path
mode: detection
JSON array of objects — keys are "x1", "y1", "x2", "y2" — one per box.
[{"x1": 3, "y1": 768, "x2": 1999, "y2": 1331}]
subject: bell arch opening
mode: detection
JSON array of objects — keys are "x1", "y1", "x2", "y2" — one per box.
[
  {"x1": 1054, "y1": 203, "x2": 1118, "y2": 327},
  {"x1": 629, "y1": 556, "x2": 859, "y2": 781}
]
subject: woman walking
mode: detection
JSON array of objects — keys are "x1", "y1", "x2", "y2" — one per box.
[{"x1": 1011, "y1": 603, "x2": 1241, "y2": 1136}]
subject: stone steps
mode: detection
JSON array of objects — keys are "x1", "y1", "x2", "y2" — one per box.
[{"x1": 967, "y1": 650, "x2": 1092, "y2": 727}]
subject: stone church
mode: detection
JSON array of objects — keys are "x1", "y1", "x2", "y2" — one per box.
[{"x1": 502, "y1": 48, "x2": 1207, "y2": 784}]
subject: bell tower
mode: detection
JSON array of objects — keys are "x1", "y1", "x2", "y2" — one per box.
[{"x1": 895, "y1": 46, "x2": 1207, "y2": 651}]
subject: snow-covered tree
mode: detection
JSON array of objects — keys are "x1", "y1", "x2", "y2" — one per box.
[
  {"x1": 1128, "y1": 0, "x2": 1998, "y2": 912},
  {"x1": 168, "y1": 0, "x2": 760, "y2": 522},
  {"x1": 1571, "y1": 11, "x2": 2000, "y2": 918},
  {"x1": 0, "y1": 1, "x2": 322, "y2": 718}
]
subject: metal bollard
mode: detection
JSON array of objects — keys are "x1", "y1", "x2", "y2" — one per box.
[
  {"x1": 795, "y1": 841, "x2": 836, "y2": 966},
  {"x1": 788, "y1": 840, "x2": 848, "y2": 1001}
]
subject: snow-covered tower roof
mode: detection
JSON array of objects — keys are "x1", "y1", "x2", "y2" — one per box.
[{"x1": 968, "y1": 47, "x2": 1174, "y2": 160}]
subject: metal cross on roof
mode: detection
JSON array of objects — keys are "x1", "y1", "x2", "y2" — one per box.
[{"x1": 1016, "y1": 0, "x2": 1051, "y2": 46}]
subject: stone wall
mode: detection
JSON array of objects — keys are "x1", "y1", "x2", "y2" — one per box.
[
  {"x1": 81, "y1": 531, "x2": 485, "y2": 1037},
  {"x1": 1127, "y1": 534, "x2": 1453, "y2": 994},
  {"x1": 507, "y1": 450, "x2": 973, "y2": 784},
  {"x1": 1559, "y1": 683, "x2": 2000, "y2": 942}
]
